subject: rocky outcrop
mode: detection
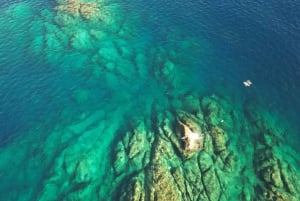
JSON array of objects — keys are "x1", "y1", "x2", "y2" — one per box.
[
  {"x1": 112, "y1": 96, "x2": 240, "y2": 201},
  {"x1": 8, "y1": 93, "x2": 295, "y2": 201},
  {"x1": 176, "y1": 110, "x2": 205, "y2": 153},
  {"x1": 111, "y1": 95, "x2": 300, "y2": 201},
  {"x1": 55, "y1": 0, "x2": 101, "y2": 20},
  {"x1": 1, "y1": 91, "x2": 298, "y2": 201}
]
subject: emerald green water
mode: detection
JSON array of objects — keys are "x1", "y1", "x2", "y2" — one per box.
[{"x1": 0, "y1": 0, "x2": 299, "y2": 200}]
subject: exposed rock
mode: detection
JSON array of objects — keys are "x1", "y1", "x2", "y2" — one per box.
[
  {"x1": 176, "y1": 110, "x2": 206, "y2": 154},
  {"x1": 178, "y1": 120, "x2": 204, "y2": 151}
]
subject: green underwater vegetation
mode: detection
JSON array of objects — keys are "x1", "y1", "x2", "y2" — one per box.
[{"x1": 0, "y1": 0, "x2": 299, "y2": 201}]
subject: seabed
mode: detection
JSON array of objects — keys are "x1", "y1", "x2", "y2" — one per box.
[{"x1": 0, "y1": 0, "x2": 299, "y2": 201}]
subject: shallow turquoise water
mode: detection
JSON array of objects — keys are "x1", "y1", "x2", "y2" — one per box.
[{"x1": 0, "y1": 0, "x2": 299, "y2": 200}]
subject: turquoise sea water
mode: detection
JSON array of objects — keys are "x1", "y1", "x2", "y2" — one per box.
[{"x1": 0, "y1": 0, "x2": 300, "y2": 200}]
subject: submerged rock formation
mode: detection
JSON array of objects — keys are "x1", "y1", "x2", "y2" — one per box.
[
  {"x1": 111, "y1": 95, "x2": 300, "y2": 201},
  {"x1": 0, "y1": 91, "x2": 299, "y2": 201},
  {"x1": 55, "y1": 0, "x2": 102, "y2": 20},
  {"x1": 246, "y1": 109, "x2": 300, "y2": 201},
  {"x1": 111, "y1": 101, "x2": 233, "y2": 201}
]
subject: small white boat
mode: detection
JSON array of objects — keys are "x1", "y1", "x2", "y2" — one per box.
[{"x1": 243, "y1": 80, "x2": 252, "y2": 87}]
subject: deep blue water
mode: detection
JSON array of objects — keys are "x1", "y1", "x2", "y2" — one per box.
[
  {"x1": 133, "y1": 0, "x2": 300, "y2": 135},
  {"x1": 0, "y1": 0, "x2": 300, "y2": 144}
]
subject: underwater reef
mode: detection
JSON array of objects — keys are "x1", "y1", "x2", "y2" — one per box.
[
  {"x1": 1, "y1": 93, "x2": 299, "y2": 201},
  {"x1": 0, "y1": 1, "x2": 299, "y2": 201},
  {"x1": 112, "y1": 95, "x2": 300, "y2": 201}
]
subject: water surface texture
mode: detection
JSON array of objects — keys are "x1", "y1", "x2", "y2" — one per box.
[{"x1": 0, "y1": 0, "x2": 300, "y2": 200}]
